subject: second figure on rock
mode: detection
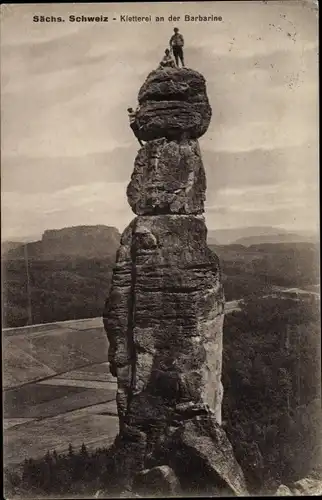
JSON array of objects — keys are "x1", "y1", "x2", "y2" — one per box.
[{"x1": 158, "y1": 48, "x2": 176, "y2": 69}]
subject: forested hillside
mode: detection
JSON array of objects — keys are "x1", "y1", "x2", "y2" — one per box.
[
  {"x1": 2, "y1": 225, "x2": 120, "y2": 328},
  {"x1": 2, "y1": 239, "x2": 319, "y2": 328},
  {"x1": 213, "y1": 242, "x2": 319, "y2": 301},
  {"x1": 222, "y1": 294, "x2": 321, "y2": 492},
  {"x1": 2, "y1": 258, "x2": 115, "y2": 327}
]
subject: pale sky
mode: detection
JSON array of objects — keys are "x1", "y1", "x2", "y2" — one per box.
[{"x1": 1, "y1": 1, "x2": 319, "y2": 241}]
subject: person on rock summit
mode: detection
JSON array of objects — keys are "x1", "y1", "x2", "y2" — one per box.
[
  {"x1": 127, "y1": 107, "x2": 144, "y2": 147},
  {"x1": 159, "y1": 48, "x2": 176, "y2": 69},
  {"x1": 169, "y1": 27, "x2": 185, "y2": 67}
]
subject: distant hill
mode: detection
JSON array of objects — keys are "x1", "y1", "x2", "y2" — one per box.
[
  {"x1": 207, "y1": 226, "x2": 318, "y2": 246},
  {"x1": 4, "y1": 225, "x2": 121, "y2": 260},
  {"x1": 1, "y1": 241, "x2": 24, "y2": 256},
  {"x1": 2, "y1": 225, "x2": 121, "y2": 328},
  {"x1": 235, "y1": 232, "x2": 318, "y2": 246}
]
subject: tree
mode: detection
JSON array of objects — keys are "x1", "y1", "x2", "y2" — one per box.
[{"x1": 81, "y1": 443, "x2": 89, "y2": 458}]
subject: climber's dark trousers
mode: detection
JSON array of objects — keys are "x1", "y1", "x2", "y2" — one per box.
[
  {"x1": 173, "y1": 46, "x2": 184, "y2": 67},
  {"x1": 130, "y1": 123, "x2": 144, "y2": 147}
]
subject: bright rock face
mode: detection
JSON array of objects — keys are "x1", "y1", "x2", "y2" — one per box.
[
  {"x1": 127, "y1": 139, "x2": 206, "y2": 216},
  {"x1": 103, "y1": 66, "x2": 248, "y2": 496},
  {"x1": 275, "y1": 478, "x2": 322, "y2": 497}
]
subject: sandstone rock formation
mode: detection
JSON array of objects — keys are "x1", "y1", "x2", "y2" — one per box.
[
  {"x1": 133, "y1": 465, "x2": 181, "y2": 497},
  {"x1": 103, "y1": 67, "x2": 248, "y2": 497},
  {"x1": 292, "y1": 477, "x2": 322, "y2": 496},
  {"x1": 105, "y1": 215, "x2": 224, "y2": 428},
  {"x1": 127, "y1": 139, "x2": 206, "y2": 215},
  {"x1": 135, "y1": 68, "x2": 212, "y2": 141},
  {"x1": 275, "y1": 477, "x2": 322, "y2": 496}
]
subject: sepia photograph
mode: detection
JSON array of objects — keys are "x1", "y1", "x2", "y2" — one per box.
[{"x1": 1, "y1": 1, "x2": 320, "y2": 497}]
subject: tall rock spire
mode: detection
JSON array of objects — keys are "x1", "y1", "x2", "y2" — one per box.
[{"x1": 103, "y1": 67, "x2": 248, "y2": 497}]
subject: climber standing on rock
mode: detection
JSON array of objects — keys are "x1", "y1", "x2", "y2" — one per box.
[
  {"x1": 127, "y1": 107, "x2": 144, "y2": 147},
  {"x1": 169, "y1": 27, "x2": 185, "y2": 67}
]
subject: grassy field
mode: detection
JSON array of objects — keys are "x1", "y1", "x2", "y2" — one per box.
[
  {"x1": 3, "y1": 319, "x2": 109, "y2": 390},
  {"x1": 3, "y1": 339, "x2": 56, "y2": 389},
  {"x1": 4, "y1": 381, "x2": 117, "y2": 419},
  {"x1": 3, "y1": 319, "x2": 119, "y2": 468},
  {"x1": 1, "y1": 297, "x2": 282, "y2": 468},
  {"x1": 4, "y1": 383, "x2": 85, "y2": 417},
  {"x1": 54, "y1": 362, "x2": 115, "y2": 382},
  {"x1": 4, "y1": 401, "x2": 118, "y2": 468}
]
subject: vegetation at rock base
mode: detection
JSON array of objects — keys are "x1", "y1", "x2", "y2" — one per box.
[{"x1": 4, "y1": 443, "x2": 121, "y2": 498}]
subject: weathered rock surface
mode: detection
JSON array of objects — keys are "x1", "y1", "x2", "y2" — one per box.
[
  {"x1": 135, "y1": 68, "x2": 212, "y2": 141},
  {"x1": 275, "y1": 477, "x2": 322, "y2": 496},
  {"x1": 275, "y1": 484, "x2": 293, "y2": 496},
  {"x1": 102, "y1": 66, "x2": 249, "y2": 496},
  {"x1": 127, "y1": 138, "x2": 206, "y2": 216},
  {"x1": 103, "y1": 221, "x2": 136, "y2": 424},
  {"x1": 169, "y1": 415, "x2": 249, "y2": 496},
  {"x1": 292, "y1": 477, "x2": 322, "y2": 496},
  {"x1": 103, "y1": 214, "x2": 224, "y2": 429},
  {"x1": 133, "y1": 465, "x2": 181, "y2": 497}
]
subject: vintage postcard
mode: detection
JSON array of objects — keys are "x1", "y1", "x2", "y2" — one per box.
[{"x1": 1, "y1": 1, "x2": 320, "y2": 498}]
